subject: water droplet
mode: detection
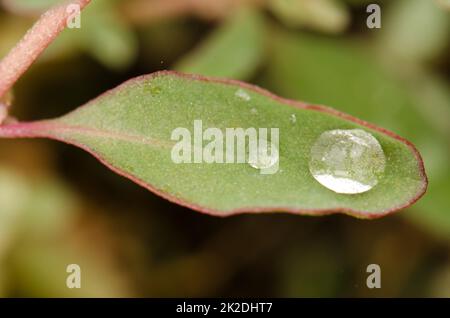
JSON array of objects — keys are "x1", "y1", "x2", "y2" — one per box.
[
  {"x1": 235, "y1": 88, "x2": 251, "y2": 101},
  {"x1": 309, "y1": 129, "x2": 386, "y2": 194},
  {"x1": 250, "y1": 108, "x2": 258, "y2": 114},
  {"x1": 290, "y1": 114, "x2": 297, "y2": 124},
  {"x1": 248, "y1": 139, "x2": 279, "y2": 170}
]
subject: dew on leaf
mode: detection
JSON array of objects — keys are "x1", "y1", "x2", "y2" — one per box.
[
  {"x1": 309, "y1": 129, "x2": 386, "y2": 194},
  {"x1": 235, "y1": 88, "x2": 251, "y2": 101}
]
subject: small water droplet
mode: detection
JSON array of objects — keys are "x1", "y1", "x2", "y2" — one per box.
[
  {"x1": 235, "y1": 88, "x2": 251, "y2": 101},
  {"x1": 309, "y1": 129, "x2": 386, "y2": 194},
  {"x1": 290, "y1": 114, "x2": 297, "y2": 124},
  {"x1": 248, "y1": 139, "x2": 279, "y2": 170}
]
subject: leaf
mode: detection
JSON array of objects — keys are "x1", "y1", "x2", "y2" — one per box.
[
  {"x1": 174, "y1": 8, "x2": 265, "y2": 80},
  {"x1": 79, "y1": 0, "x2": 138, "y2": 70},
  {"x1": 0, "y1": 71, "x2": 427, "y2": 218}
]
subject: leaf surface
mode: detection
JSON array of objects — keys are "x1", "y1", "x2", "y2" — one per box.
[{"x1": 0, "y1": 71, "x2": 427, "y2": 218}]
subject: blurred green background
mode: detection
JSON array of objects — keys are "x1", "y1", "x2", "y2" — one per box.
[{"x1": 0, "y1": 0, "x2": 449, "y2": 297}]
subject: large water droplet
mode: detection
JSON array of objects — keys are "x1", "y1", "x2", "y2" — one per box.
[
  {"x1": 309, "y1": 129, "x2": 386, "y2": 194},
  {"x1": 235, "y1": 88, "x2": 251, "y2": 101},
  {"x1": 248, "y1": 139, "x2": 279, "y2": 170}
]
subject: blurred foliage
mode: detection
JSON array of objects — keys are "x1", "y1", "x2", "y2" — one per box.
[
  {"x1": 268, "y1": 0, "x2": 350, "y2": 33},
  {"x1": 1, "y1": 0, "x2": 138, "y2": 70},
  {"x1": 0, "y1": 0, "x2": 449, "y2": 297},
  {"x1": 175, "y1": 8, "x2": 265, "y2": 79},
  {"x1": 0, "y1": 164, "x2": 134, "y2": 296},
  {"x1": 1, "y1": 0, "x2": 61, "y2": 13},
  {"x1": 378, "y1": 0, "x2": 449, "y2": 63}
]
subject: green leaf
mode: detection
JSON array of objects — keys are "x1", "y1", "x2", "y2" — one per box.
[
  {"x1": 0, "y1": 71, "x2": 427, "y2": 218},
  {"x1": 174, "y1": 8, "x2": 265, "y2": 80},
  {"x1": 79, "y1": 0, "x2": 138, "y2": 70}
]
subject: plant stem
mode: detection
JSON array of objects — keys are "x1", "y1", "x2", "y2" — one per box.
[{"x1": 0, "y1": 0, "x2": 91, "y2": 99}]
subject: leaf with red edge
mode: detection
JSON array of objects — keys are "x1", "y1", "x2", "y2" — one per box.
[{"x1": 0, "y1": 71, "x2": 427, "y2": 218}]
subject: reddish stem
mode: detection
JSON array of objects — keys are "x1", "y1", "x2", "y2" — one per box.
[{"x1": 0, "y1": 0, "x2": 91, "y2": 99}]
